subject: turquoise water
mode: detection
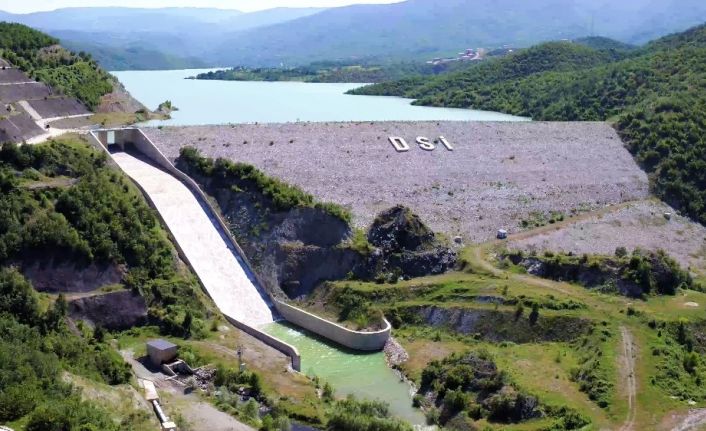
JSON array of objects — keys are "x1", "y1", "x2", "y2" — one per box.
[
  {"x1": 264, "y1": 322, "x2": 426, "y2": 425},
  {"x1": 111, "y1": 69, "x2": 529, "y2": 125}
]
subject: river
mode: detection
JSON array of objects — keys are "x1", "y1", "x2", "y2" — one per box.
[
  {"x1": 264, "y1": 322, "x2": 426, "y2": 425},
  {"x1": 111, "y1": 69, "x2": 528, "y2": 125}
]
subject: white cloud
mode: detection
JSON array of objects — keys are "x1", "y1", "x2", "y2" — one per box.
[{"x1": 0, "y1": 0, "x2": 404, "y2": 14}]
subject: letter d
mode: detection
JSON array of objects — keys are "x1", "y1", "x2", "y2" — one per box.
[{"x1": 389, "y1": 137, "x2": 410, "y2": 152}]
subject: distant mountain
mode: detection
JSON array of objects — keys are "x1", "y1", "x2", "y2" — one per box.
[
  {"x1": 2, "y1": 1, "x2": 705, "y2": 69},
  {"x1": 2, "y1": 7, "x2": 245, "y2": 34},
  {"x1": 207, "y1": 0, "x2": 706, "y2": 66},
  {"x1": 61, "y1": 40, "x2": 208, "y2": 71},
  {"x1": 0, "y1": 7, "x2": 325, "y2": 69}
]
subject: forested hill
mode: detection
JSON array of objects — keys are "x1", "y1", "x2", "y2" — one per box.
[
  {"x1": 349, "y1": 41, "x2": 630, "y2": 100},
  {"x1": 352, "y1": 24, "x2": 706, "y2": 226},
  {"x1": 0, "y1": 22, "x2": 113, "y2": 110}
]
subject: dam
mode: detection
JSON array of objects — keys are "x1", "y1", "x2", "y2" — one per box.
[{"x1": 90, "y1": 128, "x2": 423, "y2": 424}]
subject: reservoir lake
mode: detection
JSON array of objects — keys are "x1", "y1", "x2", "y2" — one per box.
[{"x1": 112, "y1": 69, "x2": 528, "y2": 125}]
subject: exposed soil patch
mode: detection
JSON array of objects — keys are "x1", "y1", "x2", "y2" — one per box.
[
  {"x1": 145, "y1": 121, "x2": 648, "y2": 243},
  {"x1": 97, "y1": 80, "x2": 147, "y2": 114},
  {"x1": 619, "y1": 326, "x2": 638, "y2": 431},
  {"x1": 21, "y1": 259, "x2": 126, "y2": 293},
  {"x1": 69, "y1": 290, "x2": 148, "y2": 330},
  {"x1": 508, "y1": 200, "x2": 706, "y2": 276}
]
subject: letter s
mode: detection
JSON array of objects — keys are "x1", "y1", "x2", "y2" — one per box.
[
  {"x1": 416, "y1": 136, "x2": 435, "y2": 151},
  {"x1": 389, "y1": 137, "x2": 410, "y2": 152}
]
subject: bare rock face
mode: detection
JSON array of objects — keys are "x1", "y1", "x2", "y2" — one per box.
[
  {"x1": 368, "y1": 205, "x2": 457, "y2": 278},
  {"x1": 69, "y1": 290, "x2": 147, "y2": 330},
  {"x1": 368, "y1": 205, "x2": 435, "y2": 253},
  {"x1": 21, "y1": 260, "x2": 126, "y2": 293},
  {"x1": 177, "y1": 155, "x2": 457, "y2": 299},
  {"x1": 417, "y1": 305, "x2": 592, "y2": 343},
  {"x1": 96, "y1": 79, "x2": 148, "y2": 114}
]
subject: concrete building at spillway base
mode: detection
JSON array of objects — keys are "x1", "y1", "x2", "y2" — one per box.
[{"x1": 146, "y1": 339, "x2": 178, "y2": 366}]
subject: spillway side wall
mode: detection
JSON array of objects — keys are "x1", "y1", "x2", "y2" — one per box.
[
  {"x1": 274, "y1": 300, "x2": 391, "y2": 351},
  {"x1": 88, "y1": 128, "x2": 303, "y2": 371}
]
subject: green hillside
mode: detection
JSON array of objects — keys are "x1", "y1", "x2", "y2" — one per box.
[
  {"x1": 349, "y1": 41, "x2": 627, "y2": 98},
  {"x1": 0, "y1": 136, "x2": 212, "y2": 429},
  {"x1": 352, "y1": 25, "x2": 706, "y2": 226},
  {"x1": 573, "y1": 36, "x2": 637, "y2": 51},
  {"x1": 0, "y1": 22, "x2": 113, "y2": 110}
]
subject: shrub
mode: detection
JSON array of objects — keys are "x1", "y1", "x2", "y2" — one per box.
[{"x1": 178, "y1": 146, "x2": 351, "y2": 223}]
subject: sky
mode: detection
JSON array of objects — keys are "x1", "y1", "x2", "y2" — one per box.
[{"x1": 0, "y1": 0, "x2": 402, "y2": 14}]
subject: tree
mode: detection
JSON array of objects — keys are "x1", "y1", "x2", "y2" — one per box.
[
  {"x1": 43, "y1": 294, "x2": 68, "y2": 332},
  {"x1": 0, "y1": 268, "x2": 39, "y2": 325},
  {"x1": 243, "y1": 398, "x2": 259, "y2": 421},
  {"x1": 93, "y1": 325, "x2": 106, "y2": 343},
  {"x1": 529, "y1": 304, "x2": 540, "y2": 325},
  {"x1": 182, "y1": 311, "x2": 193, "y2": 338},
  {"x1": 249, "y1": 372, "x2": 263, "y2": 397},
  {"x1": 514, "y1": 303, "x2": 524, "y2": 320}
]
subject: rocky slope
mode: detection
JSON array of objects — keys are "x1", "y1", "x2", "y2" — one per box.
[{"x1": 176, "y1": 149, "x2": 456, "y2": 299}]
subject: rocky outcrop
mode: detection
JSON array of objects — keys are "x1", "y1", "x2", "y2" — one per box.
[
  {"x1": 368, "y1": 205, "x2": 456, "y2": 278},
  {"x1": 69, "y1": 290, "x2": 147, "y2": 330},
  {"x1": 177, "y1": 154, "x2": 457, "y2": 299},
  {"x1": 506, "y1": 248, "x2": 691, "y2": 297},
  {"x1": 96, "y1": 79, "x2": 148, "y2": 114},
  {"x1": 177, "y1": 159, "x2": 359, "y2": 298},
  {"x1": 414, "y1": 305, "x2": 592, "y2": 343},
  {"x1": 21, "y1": 259, "x2": 126, "y2": 293}
]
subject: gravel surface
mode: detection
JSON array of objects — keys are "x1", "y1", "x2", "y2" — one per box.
[
  {"x1": 145, "y1": 121, "x2": 649, "y2": 243},
  {"x1": 0, "y1": 82, "x2": 51, "y2": 103},
  {"x1": 509, "y1": 199, "x2": 706, "y2": 276},
  {"x1": 0, "y1": 68, "x2": 31, "y2": 84},
  {"x1": 28, "y1": 97, "x2": 89, "y2": 118},
  {"x1": 0, "y1": 112, "x2": 44, "y2": 142}
]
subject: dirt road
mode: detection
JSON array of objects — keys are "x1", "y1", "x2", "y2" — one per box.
[{"x1": 619, "y1": 326, "x2": 637, "y2": 431}]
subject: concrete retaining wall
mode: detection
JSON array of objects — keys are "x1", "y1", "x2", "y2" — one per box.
[
  {"x1": 89, "y1": 128, "x2": 302, "y2": 371},
  {"x1": 274, "y1": 300, "x2": 391, "y2": 351},
  {"x1": 223, "y1": 314, "x2": 301, "y2": 371},
  {"x1": 89, "y1": 128, "x2": 390, "y2": 362}
]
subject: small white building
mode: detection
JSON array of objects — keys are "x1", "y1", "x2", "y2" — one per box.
[{"x1": 497, "y1": 229, "x2": 508, "y2": 240}]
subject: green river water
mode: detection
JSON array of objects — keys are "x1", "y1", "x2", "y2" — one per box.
[{"x1": 264, "y1": 322, "x2": 426, "y2": 425}]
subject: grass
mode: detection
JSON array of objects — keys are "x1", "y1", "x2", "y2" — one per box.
[
  {"x1": 395, "y1": 327, "x2": 610, "y2": 430},
  {"x1": 114, "y1": 324, "x2": 326, "y2": 425},
  {"x1": 320, "y1": 243, "x2": 706, "y2": 429},
  {"x1": 62, "y1": 372, "x2": 157, "y2": 431}
]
